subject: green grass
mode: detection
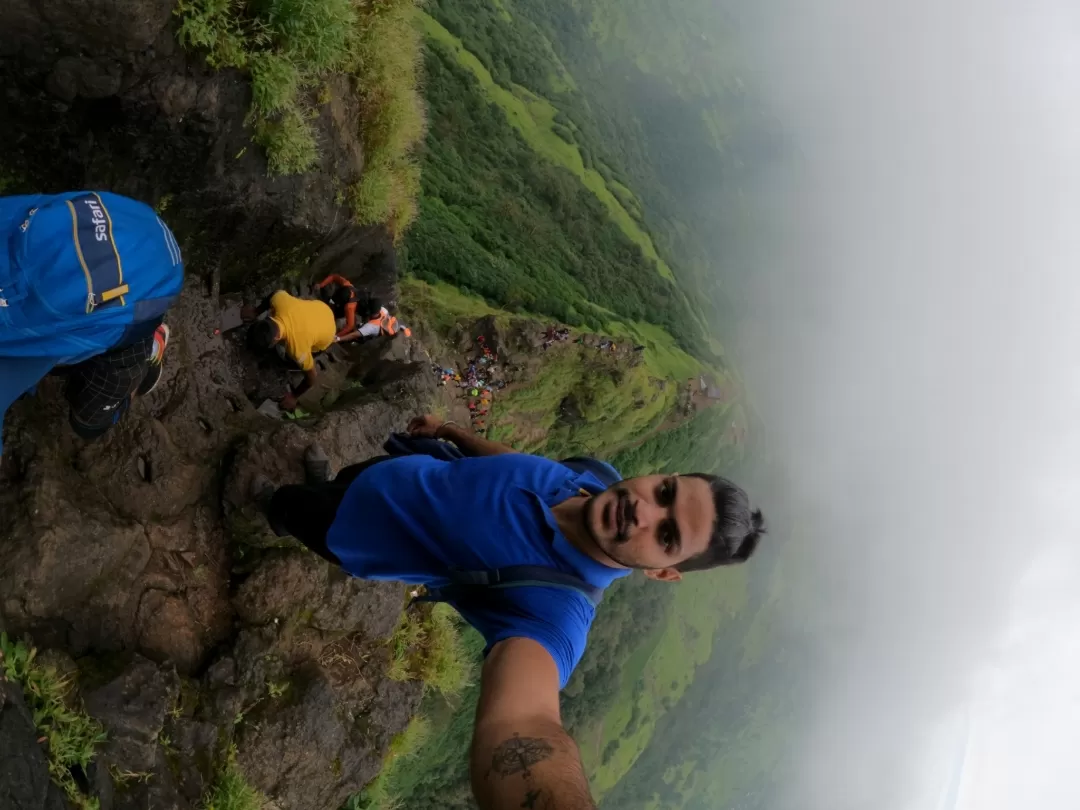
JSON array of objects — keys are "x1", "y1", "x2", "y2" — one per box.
[
  {"x1": 349, "y1": 0, "x2": 426, "y2": 234},
  {"x1": 580, "y1": 572, "x2": 749, "y2": 798},
  {"x1": 419, "y1": 13, "x2": 675, "y2": 281},
  {"x1": 176, "y1": 0, "x2": 426, "y2": 231},
  {"x1": 250, "y1": 51, "x2": 301, "y2": 114},
  {"x1": 386, "y1": 603, "x2": 472, "y2": 699},
  {"x1": 254, "y1": 108, "x2": 319, "y2": 175},
  {"x1": 398, "y1": 277, "x2": 524, "y2": 336},
  {"x1": 492, "y1": 347, "x2": 681, "y2": 458},
  {"x1": 345, "y1": 716, "x2": 432, "y2": 810},
  {"x1": 199, "y1": 747, "x2": 267, "y2": 810},
  {"x1": 399, "y1": 278, "x2": 714, "y2": 459},
  {"x1": 0, "y1": 632, "x2": 108, "y2": 810}
]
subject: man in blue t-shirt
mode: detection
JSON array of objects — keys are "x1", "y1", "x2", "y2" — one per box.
[{"x1": 252, "y1": 414, "x2": 764, "y2": 810}]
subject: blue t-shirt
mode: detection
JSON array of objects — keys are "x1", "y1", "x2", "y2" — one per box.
[{"x1": 326, "y1": 453, "x2": 630, "y2": 687}]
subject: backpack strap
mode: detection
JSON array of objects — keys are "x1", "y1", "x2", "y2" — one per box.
[
  {"x1": 383, "y1": 432, "x2": 466, "y2": 461},
  {"x1": 67, "y1": 192, "x2": 129, "y2": 311},
  {"x1": 560, "y1": 456, "x2": 622, "y2": 489},
  {"x1": 414, "y1": 565, "x2": 603, "y2": 608}
]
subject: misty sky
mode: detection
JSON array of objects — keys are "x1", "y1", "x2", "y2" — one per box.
[{"x1": 732, "y1": 0, "x2": 1080, "y2": 807}]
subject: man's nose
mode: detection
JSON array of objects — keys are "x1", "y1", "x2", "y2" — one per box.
[{"x1": 633, "y1": 499, "x2": 662, "y2": 530}]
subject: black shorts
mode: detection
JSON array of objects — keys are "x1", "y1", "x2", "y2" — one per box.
[
  {"x1": 64, "y1": 333, "x2": 156, "y2": 440},
  {"x1": 267, "y1": 456, "x2": 391, "y2": 565}
]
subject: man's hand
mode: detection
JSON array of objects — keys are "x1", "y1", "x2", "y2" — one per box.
[
  {"x1": 280, "y1": 392, "x2": 299, "y2": 412},
  {"x1": 470, "y1": 639, "x2": 596, "y2": 810},
  {"x1": 408, "y1": 414, "x2": 517, "y2": 456},
  {"x1": 409, "y1": 414, "x2": 444, "y2": 439}
]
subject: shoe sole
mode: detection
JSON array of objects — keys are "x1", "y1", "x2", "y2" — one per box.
[
  {"x1": 152, "y1": 323, "x2": 171, "y2": 364},
  {"x1": 136, "y1": 360, "x2": 163, "y2": 396}
]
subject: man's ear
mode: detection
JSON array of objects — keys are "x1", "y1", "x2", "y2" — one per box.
[{"x1": 644, "y1": 567, "x2": 682, "y2": 583}]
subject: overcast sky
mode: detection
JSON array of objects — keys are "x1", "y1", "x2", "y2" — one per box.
[{"x1": 733, "y1": 0, "x2": 1080, "y2": 807}]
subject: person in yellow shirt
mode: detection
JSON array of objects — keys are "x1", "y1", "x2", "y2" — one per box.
[{"x1": 243, "y1": 290, "x2": 337, "y2": 411}]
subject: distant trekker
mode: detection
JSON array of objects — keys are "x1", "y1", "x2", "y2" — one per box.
[
  {"x1": 313, "y1": 273, "x2": 410, "y2": 343},
  {"x1": 0, "y1": 191, "x2": 183, "y2": 452},
  {"x1": 315, "y1": 273, "x2": 362, "y2": 338},
  {"x1": 251, "y1": 416, "x2": 764, "y2": 810},
  {"x1": 243, "y1": 290, "x2": 337, "y2": 412}
]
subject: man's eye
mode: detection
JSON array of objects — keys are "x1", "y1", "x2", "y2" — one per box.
[
  {"x1": 659, "y1": 482, "x2": 674, "y2": 506},
  {"x1": 660, "y1": 523, "x2": 675, "y2": 549}
]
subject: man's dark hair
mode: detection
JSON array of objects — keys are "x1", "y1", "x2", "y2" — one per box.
[
  {"x1": 320, "y1": 281, "x2": 340, "y2": 303},
  {"x1": 328, "y1": 285, "x2": 356, "y2": 313},
  {"x1": 362, "y1": 294, "x2": 382, "y2": 320},
  {"x1": 676, "y1": 474, "x2": 765, "y2": 572},
  {"x1": 246, "y1": 319, "x2": 279, "y2": 352}
]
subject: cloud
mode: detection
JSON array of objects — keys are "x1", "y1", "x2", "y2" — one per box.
[{"x1": 727, "y1": 0, "x2": 1080, "y2": 806}]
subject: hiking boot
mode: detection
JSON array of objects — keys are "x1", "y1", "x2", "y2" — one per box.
[
  {"x1": 304, "y1": 444, "x2": 332, "y2": 484},
  {"x1": 136, "y1": 362, "x2": 163, "y2": 397},
  {"x1": 136, "y1": 324, "x2": 170, "y2": 396}
]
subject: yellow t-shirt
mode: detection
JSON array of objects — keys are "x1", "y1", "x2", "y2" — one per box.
[{"x1": 269, "y1": 291, "x2": 336, "y2": 372}]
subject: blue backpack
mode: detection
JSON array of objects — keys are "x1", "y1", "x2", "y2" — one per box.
[
  {"x1": 0, "y1": 191, "x2": 184, "y2": 363},
  {"x1": 0, "y1": 192, "x2": 184, "y2": 449}
]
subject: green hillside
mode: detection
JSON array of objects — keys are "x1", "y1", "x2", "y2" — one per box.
[
  {"x1": 581, "y1": 571, "x2": 750, "y2": 797},
  {"x1": 367, "y1": 2, "x2": 778, "y2": 809},
  {"x1": 419, "y1": 13, "x2": 676, "y2": 282},
  {"x1": 405, "y1": 1, "x2": 723, "y2": 362}
]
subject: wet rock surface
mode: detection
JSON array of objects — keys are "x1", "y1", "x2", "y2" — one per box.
[
  {"x1": 0, "y1": 682, "x2": 69, "y2": 810},
  {"x1": 0, "y1": 71, "x2": 429, "y2": 809},
  {"x1": 0, "y1": 2, "x2": 467, "y2": 806},
  {"x1": 0, "y1": 276, "x2": 432, "y2": 808}
]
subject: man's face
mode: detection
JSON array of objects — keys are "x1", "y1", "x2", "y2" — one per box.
[{"x1": 583, "y1": 474, "x2": 716, "y2": 574}]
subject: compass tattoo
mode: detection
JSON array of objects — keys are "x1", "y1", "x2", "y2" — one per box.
[{"x1": 490, "y1": 734, "x2": 555, "y2": 778}]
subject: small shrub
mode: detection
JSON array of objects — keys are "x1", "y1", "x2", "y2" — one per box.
[
  {"x1": 176, "y1": 0, "x2": 426, "y2": 222},
  {"x1": 350, "y1": 162, "x2": 395, "y2": 225},
  {"x1": 552, "y1": 124, "x2": 575, "y2": 145},
  {"x1": 602, "y1": 739, "x2": 619, "y2": 765},
  {"x1": 250, "y1": 51, "x2": 301, "y2": 114},
  {"x1": 386, "y1": 603, "x2": 471, "y2": 697},
  {"x1": 255, "y1": 109, "x2": 319, "y2": 175},
  {"x1": 175, "y1": 0, "x2": 255, "y2": 69},
  {"x1": 200, "y1": 746, "x2": 266, "y2": 810},
  {"x1": 345, "y1": 715, "x2": 430, "y2": 810},
  {"x1": 0, "y1": 633, "x2": 107, "y2": 810},
  {"x1": 255, "y1": 0, "x2": 358, "y2": 71}
]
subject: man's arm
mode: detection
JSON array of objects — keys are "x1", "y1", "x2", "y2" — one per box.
[
  {"x1": 336, "y1": 300, "x2": 358, "y2": 337},
  {"x1": 408, "y1": 414, "x2": 518, "y2": 456},
  {"x1": 315, "y1": 273, "x2": 351, "y2": 290},
  {"x1": 471, "y1": 638, "x2": 595, "y2": 810},
  {"x1": 240, "y1": 292, "x2": 277, "y2": 322},
  {"x1": 293, "y1": 367, "x2": 318, "y2": 398},
  {"x1": 281, "y1": 367, "x2": 318, "y2": 411},
  {"x1": 336, "y1": 319, "x2": 381, "y2": 344}
]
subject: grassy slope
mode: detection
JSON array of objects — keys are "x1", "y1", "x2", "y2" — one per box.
[
  {"x1": 523, "y1": 0, "x2": 753, "y2": 357},
  {"x1": 418, "y1": 13, "x2": 676, "y2": 282},
  {"x1": 586, "y1": 0, "x2": 746, "y2": 114},
  {"x1": 581, "y1": 570, "x2": 749, "y2": 797},
  {"x1": 638, "y1": 561, "x2": 789, "y2": 810},
  {"x1": 400, "y1": 277, "x2": 726, "y2": 459}
]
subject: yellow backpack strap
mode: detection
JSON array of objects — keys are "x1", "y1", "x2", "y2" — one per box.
[{"x1": 67, "y1": 192, "x2": 127, "y2": 310}]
